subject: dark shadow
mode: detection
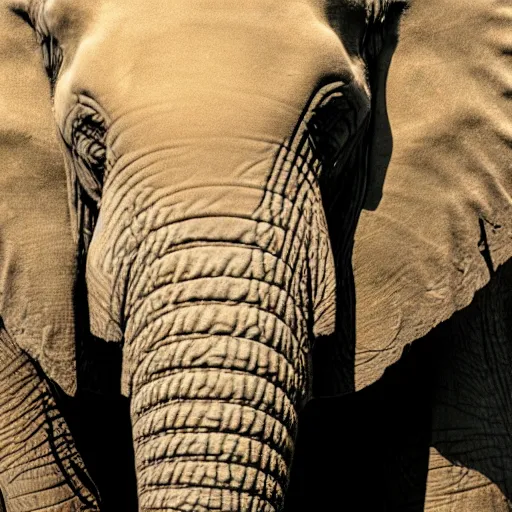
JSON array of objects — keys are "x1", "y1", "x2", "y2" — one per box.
[
  {"x1": 360, "y1": 4, "x2": 403, "y2": 212},
  {"x1": 286, "y1": 338, "x2": 432, "y2": 511},
  {"x1": 63, "y1": 227, "x2": 138, "y2": 511},
  {"x1": 286, "y1": 258, "x2": 512, "y2": 510},
  {"x1": 54, "y1": 386, "x2": 138, "y2": 512},
  {"x1": 53, "y1": 332, "x2": 138, "y2": 511},
  {"x1": 427, "y1": 257, "x2": 512, "y2": 502}
]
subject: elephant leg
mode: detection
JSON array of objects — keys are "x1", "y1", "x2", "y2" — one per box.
[
  {"x1": 0, "y1": 321, "x2": 100, "y2": 511},
  {"x1": 424, "y1": 259, "x2": 512, "y2": 511}
]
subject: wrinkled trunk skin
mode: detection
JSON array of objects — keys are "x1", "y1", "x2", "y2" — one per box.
[
  {"x1": 119, "y1": 188, "x2": 330, "y2": 510},
  {"x1": 130, "y1": 328, "x2": 297, "y2": 511},
  {"x1": 82, "y1": 128, "x2": 340, "y2": 509},
  {"x1": 84, "y1": 86, "x2": 341, "y2": 508},
  {"x1": 0, "y1": 322, "x2": 99, "y2": 512}
]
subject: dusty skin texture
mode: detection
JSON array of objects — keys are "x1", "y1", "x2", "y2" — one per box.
[
  {"x1": 0, "y1": 4, "x2": 101, "y2": 510},
  {"x1": 354, "y1": 0, "x2": 512, "y2": 389},
  {"x1": 350, "y1": 0, "x2": 512, "y2": 510},
  {"x1": 0, "y1": 0, "x2": 77, "y2": 396},
  {"x1": 8, "y1": 0, "x2": 403, "y2": 510}
]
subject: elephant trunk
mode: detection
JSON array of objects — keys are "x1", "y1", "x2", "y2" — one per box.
[
  {"x1": 130, "y1": 330, "x2": 298, "y2": 511},
  {"x1": 121, "y1": 224, "x2": 315, "y2": 511},
  {"x1": 85, "y1": 131, "x2": 338, "y2": 510}
]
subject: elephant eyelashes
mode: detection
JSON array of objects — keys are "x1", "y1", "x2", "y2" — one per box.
[
  {"x1": 363, "y1": 1, "x2": 406, "y2": 61},
  {"x1": 10, "y1": 6, "x2": 62, "y2": 86},
  {"x1": 40, "y1": 34, "x2": 62, "y2": 87}
]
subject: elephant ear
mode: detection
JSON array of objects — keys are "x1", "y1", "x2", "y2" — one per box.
[
  {"x1": 308, "y1": 1, "x2": 407, "y2": 397},
  {"x1": 0, "y1": 4, "x2": 77, "y2": 394},
  {"x1": 353, "y1": 0, "x2": 512, "y2": 389}
]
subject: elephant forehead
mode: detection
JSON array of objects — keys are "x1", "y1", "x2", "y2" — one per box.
[
  {"x1": 103, "y1": 83, "x2": 367, "y2": 163},
  {"x1": 51, "y1": 0, "x2": 368, "y2": 132},
  {"x1": 96, "y1": 80, "x2": 368, "y2": 223}
]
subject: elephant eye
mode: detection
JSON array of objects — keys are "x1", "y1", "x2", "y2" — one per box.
[{"x1": 70, "y1": 108, "x2": 107, "y2": 204}]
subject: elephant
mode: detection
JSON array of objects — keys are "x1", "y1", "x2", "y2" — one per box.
[
  {"x1": 287, "y1": 0, "x2": 512, "y2": 510},
  {"x1": 1, "y1": 0, "x2": 409, "y2": 510}
]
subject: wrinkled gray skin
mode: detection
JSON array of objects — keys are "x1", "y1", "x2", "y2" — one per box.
[{"x1": 3, "y1": 0, "x2": 404, "y2": 510}]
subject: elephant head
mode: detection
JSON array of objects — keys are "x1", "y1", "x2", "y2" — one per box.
[{"x1": 12, "y1": 0, "x2": 405, "y2": 509}]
